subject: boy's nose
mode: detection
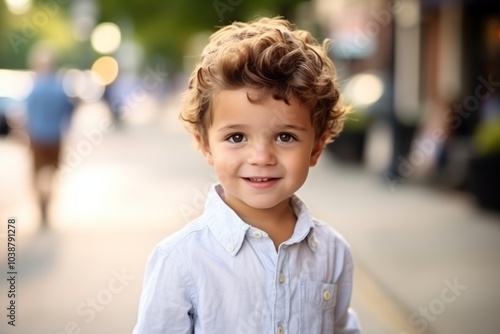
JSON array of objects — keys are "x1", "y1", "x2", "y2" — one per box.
[{"x1": 247, "y1": 143, "x2": 277, "y2": 166}]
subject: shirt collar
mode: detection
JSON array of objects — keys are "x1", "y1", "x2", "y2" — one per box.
[
  {"x1": 288, "y1": 195, "x2": 317, "y2": 252},
  {"x1": 203, "y1": 184, "x2": 317, "y2": 256},
  {"x1": 204, "y1": 184, "x2": 250, "y2": 256}
]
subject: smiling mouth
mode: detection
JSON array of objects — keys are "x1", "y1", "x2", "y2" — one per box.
[{"x1": 245, "y1": 177, "x2": 277, "y2": 182}]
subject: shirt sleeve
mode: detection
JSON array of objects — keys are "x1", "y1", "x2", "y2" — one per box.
[
  {"x1": 133, "y1": 246, "x2": 195, "y2": 334},
  {"x1": 334, "y1": 248, "x2": 363, "y2": 333}
]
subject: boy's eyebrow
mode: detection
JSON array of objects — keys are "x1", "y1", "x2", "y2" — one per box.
[
  {"x1": 217, "y1": 124, "x2": 308, "y2": 132},
  {"x1": 217, "y1": 124, "x2": 248, "y2": 132},
  {"x1": 280, "y1": 124, "x2": 308, "y2": 132}
]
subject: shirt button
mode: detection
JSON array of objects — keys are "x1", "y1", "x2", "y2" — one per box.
[
  {"x1": 278, "y1": 272, "x2": 285, "y2": 284},
  {"x1": 226, "y1": 243, "x2": 235, "y2": 252},
  {"x1": 277, "y1": 325, "x2": 284, "y2": 334},
  {"x1": 323, "y1": 290, "x2": 331, "y2": 301},
  {"x1": 252, "y1": 230, "x2": 263, "y2": 238}
]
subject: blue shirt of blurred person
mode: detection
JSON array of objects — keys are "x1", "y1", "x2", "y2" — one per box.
[{"x1": 26, "y1": 73, "x2": 74, "y2": 144}]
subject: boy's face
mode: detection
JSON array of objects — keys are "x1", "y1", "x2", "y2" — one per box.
[{"x1": 198, "y1": 88, "x2": 327, "y2": 215}]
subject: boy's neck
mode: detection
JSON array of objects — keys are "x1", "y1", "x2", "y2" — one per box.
[{"x1": 223, "y1": 194, "x2": 297, "y2": 250}]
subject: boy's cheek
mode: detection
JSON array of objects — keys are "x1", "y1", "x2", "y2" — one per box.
[
  {"x1": 215, "y1": 156, "x2": 238, "y2": 173},
  {"x1": 213, "y1": 157, "x2": 240, "y2": 180},
  {"x1": 215, "y1": 169, "x2": 231, "y2": 185}
]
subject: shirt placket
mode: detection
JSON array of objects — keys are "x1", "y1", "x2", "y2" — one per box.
[{"x1": 274, "y1": 246, "x2": 290, "y2": 334}]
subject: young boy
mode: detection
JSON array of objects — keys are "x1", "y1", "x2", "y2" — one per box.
[{"x1": 133, "y1": 17, "x2": 362, "y2": 333}]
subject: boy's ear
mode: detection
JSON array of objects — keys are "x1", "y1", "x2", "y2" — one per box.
[
  {"x1": 309, "y1": 132, "x2": 329, "y2": 166},
  {"x1": 196, "y1": 134, "x2": 214, "y2": 166}
]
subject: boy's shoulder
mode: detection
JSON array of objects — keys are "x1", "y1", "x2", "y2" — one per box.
[
  {"x1": 154, "y1": 215, "x2": 210, "y2": 255},
  {"x1": 291, "y1": 193, "x2": 351, "y2": 250},
  {"x1": 310, "y1": 217, "x2": 353, "y2": 251}
]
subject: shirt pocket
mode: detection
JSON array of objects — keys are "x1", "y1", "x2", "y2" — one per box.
[{"x1": 300, "y1": 280, "x2": 337, "y2": 333}]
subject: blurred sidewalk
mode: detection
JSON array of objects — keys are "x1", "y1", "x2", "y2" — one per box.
[
  {"x1": 303, "y1": 144, "x2": 500, "y2": 334},
  {"x1": 0, "y1": 98, "x2": 499, "y2": 334}
]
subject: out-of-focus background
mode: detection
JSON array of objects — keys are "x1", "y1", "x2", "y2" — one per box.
[{"x1": 0, "y1": 0, "x2": 499, "y2": 333}]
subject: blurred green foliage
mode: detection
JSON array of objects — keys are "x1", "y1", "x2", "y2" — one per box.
[
  {"x1": 100, "y1": 0, "x2": 305, "y2": 71},
  {"x1": 0, "y1": 0, "x2": 307, "y2": 71},
  {"x1": 474, "y1": 116, "x2": 500, "y2": 155}
]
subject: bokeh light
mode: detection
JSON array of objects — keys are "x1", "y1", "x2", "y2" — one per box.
[
  {"x1": 0, "y1": 69, "x2": 34, "y2": 100},
  {"x1": 62, "y1": 68, "x2": 85, "y2": 98},
  {"x1": 62, "y1": 68, "x2": 104, "y2": 102},
  {"x1": 5, "y1": 0, "x2": 32, "y2": 15},
  {"x1": 343, "y1": 73, "x2": 384, "y2": 107},
  {"x1": 91, "y1": 56, "x2": 119, "y2": 85},
  {"x1": 90, "y1": 22, "x2": 121, "y2": 54}
]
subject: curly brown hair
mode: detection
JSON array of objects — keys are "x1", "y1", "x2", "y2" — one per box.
[{"x1": 180, "y1": 16, "x2": 347, "y2": 145}]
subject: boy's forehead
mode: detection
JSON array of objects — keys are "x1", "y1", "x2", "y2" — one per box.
[
  {"x1": 206, "y1": 89, "x2": 317, "y2": 139},
  {"x1": 212, "y1": 88, "x2": 308, "y2": 122}
]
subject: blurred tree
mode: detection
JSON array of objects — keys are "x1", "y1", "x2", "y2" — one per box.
[
  {"x1": 98, "y1": 0, "x2": 307, "y2": 72},
  {"x1": 0, "y1": 0, "x2": 307, "y2": 70},
  {"x1": 0, "y1": 0, "x2": 75, "y2": 69}
]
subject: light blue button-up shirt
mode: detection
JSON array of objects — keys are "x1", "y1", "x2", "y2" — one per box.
[{"x1": 134, "y1": 184, "x2": 361, "y2": 333}]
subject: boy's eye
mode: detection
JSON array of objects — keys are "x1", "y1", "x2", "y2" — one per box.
[
  {"x1": 276, "y1": 133, "x2": 296, "y2": 143},
  {"x1": 227, "y1": 133, "x2": 246, "y2": 143}
]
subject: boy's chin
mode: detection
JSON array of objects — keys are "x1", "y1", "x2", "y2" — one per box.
[{"x1": 235, "y1": 195, "x2": 292, "y2": 211}]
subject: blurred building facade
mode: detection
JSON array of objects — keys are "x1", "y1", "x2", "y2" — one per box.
[{"x1": 314, "y1": 0, "x2": 500, "y2": 210}]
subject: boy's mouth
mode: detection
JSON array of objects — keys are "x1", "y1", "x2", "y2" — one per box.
[
  {"x1": 242, "y1": 177, "x2": 280, "y2": 188},
  {"x1": 248, "y1": 177, "x2": 271, "y2": 182}
]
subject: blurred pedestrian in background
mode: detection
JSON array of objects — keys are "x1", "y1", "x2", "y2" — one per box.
[{"x1": 25, "y1": 42, "x2": 75, "y2": 227}]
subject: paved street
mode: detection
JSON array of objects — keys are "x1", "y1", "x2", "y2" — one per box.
[{"x1": 0, "y1": 97, "x2": 499, "y2": 334}]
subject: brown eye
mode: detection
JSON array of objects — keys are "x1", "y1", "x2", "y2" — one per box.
[
  {"x1": 276, "y1": 133, "x2": 295, "y2": 143},
  {"x1": 227, "y1": 133, "x2": 245, "y2": 143}
]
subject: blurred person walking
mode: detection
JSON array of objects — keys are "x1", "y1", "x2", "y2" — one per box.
[{"x1": 25, "y1": 42, "x2": 75, "y2": 226}]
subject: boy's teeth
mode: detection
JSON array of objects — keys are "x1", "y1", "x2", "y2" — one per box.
[{"x1": 250, "y1": 178, "x2": 269, "y2": 182}]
